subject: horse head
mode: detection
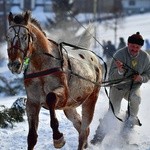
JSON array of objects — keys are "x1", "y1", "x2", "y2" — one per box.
[{"x1": 6, "y1": 11, "x2": 35, "y2": 74}]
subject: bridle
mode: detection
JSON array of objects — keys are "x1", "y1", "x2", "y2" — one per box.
[{"x1": 7, "y1": 24, "x2": 31, "y2": 58}]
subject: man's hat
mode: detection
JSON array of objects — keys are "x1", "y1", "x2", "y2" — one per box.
[{"x1": 128, "y1": 32, "x2": 144, "y2": 46}]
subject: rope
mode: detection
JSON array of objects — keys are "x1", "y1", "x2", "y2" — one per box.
[{"x1": 61, "y1": 12, "x2": 140, "y2": 123}]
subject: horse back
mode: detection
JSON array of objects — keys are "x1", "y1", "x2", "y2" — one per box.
[{"x1": 64, "y1": 48, "x2": 102, "y2": 107}]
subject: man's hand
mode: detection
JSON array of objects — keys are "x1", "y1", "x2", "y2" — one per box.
[
  {"x1": 133, "y1": 74, "x2": 143, "y2": 82},
  {"x1": 115, "y1": 60, "x2": 125, "y2": 73}
]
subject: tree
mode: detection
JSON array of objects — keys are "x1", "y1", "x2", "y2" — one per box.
[
  {"x1": 101, "y1": 0, "x2": 124, "y2": 46},
  {"x1": 48, "y1": 0, "x2": 78, "y2": 30},
  {"x1": 0, "y1": 97, "x2": 26, "y2": 128},
  {"x1": 50, "y1": 0, "x2": 78, "y2": 28},
  {"x1": 0, "y1": 75, "x2": 25, "y2": 96},
  {"x1": 0, "y1": 0, "x2": 7, "y2": 42},
  {"x1": 46, "y1": 0, "x2": 81, "y2": 45}
]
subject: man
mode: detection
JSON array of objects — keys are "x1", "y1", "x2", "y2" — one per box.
[{"x1": 91, "y1": 32, "x2": 150, "y2": 145}]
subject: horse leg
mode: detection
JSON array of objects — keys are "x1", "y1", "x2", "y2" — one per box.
[
  {"x1": 64, "y1": 108, "x2": 81, "y2": 133},
  {"x1": 46, "y1": 91, "x2": 66, "y2": 148},
  {"x1": 78, "y1": 88, "x2": 100, "y2": 150},
  {"x1": 26, "y1": 100, "x2": 41, "y2": 150}
]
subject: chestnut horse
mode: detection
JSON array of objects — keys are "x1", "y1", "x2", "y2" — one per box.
[{"x1": 6, "y1": 11, "x2": 102, "y2": 150}]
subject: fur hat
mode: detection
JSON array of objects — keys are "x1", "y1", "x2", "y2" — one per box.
[{"x1": 128, "y1": 32, "x2": 144, "y2": 46}]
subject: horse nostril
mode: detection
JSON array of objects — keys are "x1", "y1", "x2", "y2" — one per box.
[
  {"x1": 7, "y1": 60, "x2": 21, "y2": 71},
  {"x1": 14, "y1": 61, "x2": 21, "y2": 69}
]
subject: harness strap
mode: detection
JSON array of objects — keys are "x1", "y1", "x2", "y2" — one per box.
[
  {"x1": 24, "y1": 67, "x2": 63, "y2": 80},
  {"x1": 60, "y1": 42, "x2": 88, "y2": 50},
  {"x1": 48, "y1": 39, "x2": 59, "y2": 46}
]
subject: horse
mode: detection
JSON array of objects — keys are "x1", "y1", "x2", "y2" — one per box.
[{"x1": 6, "y1": 11, "x2": 102, "y2": 150}]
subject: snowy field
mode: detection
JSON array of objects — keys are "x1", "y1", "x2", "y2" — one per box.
[{"x1": 1, "y1": 12, "x2": 150, "y2": 150}]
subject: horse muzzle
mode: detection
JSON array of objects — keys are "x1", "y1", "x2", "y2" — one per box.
[{"x1": 7, "y1": 60, "x2": 23, "y2": 74}]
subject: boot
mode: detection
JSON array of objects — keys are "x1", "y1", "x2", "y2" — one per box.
[
  {"x1": 124, "y1": 116, "x2": 142, "y2": 129},
  {"x1": 90, "y1": 120, "x2": 106, "y2": 145},
  {"x1": 121, "y1": 116, "x2": 142, "y2": 138},
  {"x1": 90, "y1": 131, "x2": 105, "y2": 145}
]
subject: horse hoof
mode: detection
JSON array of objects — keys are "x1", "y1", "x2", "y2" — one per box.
[{"x1": 53, "y1": 136, "x2": 66, "y2": 148}]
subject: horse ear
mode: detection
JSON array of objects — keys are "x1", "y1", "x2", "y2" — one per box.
[
  {"x1": 24, "y1": 10, "x2": 31, "y2": 25},
  {"x1": 8, "y1": 12, "x2": 14, "y2": 25}
]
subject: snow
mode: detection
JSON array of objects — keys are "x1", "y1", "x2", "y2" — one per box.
[{"x1": 1, "y1": 12, "x2": 150, "y2": 150}]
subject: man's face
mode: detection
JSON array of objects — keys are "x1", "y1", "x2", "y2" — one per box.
[{"x1": 128, "y1": 43, "x2": 142, "y2": 57}]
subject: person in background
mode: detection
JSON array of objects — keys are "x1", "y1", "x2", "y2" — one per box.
[
  {"x1": 117, "y1": 37, "x2": 126, "y2": 50},
  {"x1": 103, "y1": 40, "x2": 116, "y2": 60},
  {"x1": 145, "y1": 39, "x2": 150, "y2": 52},
  {"x1": 103, "y1": 40, "x2": 116, "y2": 70},
  {"x1": 91, "y1": 32, "x2": 150, "y2": 145}
]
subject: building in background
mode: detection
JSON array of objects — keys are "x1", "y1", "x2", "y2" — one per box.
[
  {"x1": 0, "y1": 0, "x2": 150, "y2": 42},
  {"x1": 122, "y1": 0, "x2": 150, "y2": 14},
  {"x1": 0, "y1": 0, "x2": 53, "y2": 41}
]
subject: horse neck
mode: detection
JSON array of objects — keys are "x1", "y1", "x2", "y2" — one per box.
[
  {"x1": 29, "y1": 23, "x2": 60, "y2": 56},
  {"x1": 28, "y1": 24, "x2": 61, "y2": 71},
  {"x1": 29, "y1": 24, "x2": 49, "y2": 53}
]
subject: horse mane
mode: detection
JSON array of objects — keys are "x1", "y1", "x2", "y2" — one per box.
[
  {"x1": 13, "y1": 13, "x2": 46, "y2": 36},
  {"x1": 30, "y1": 18, "x2": 46, "y2": 36}
]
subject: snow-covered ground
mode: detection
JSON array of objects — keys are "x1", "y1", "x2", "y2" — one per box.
[{"x1": 1, "y1": 12, "x2": 150, "y2": 150}]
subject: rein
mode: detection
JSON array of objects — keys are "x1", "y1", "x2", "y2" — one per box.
[
  {"x1": 46, "y1": 41, "x2": 140, "y2": 124},
  {"x1": 59, "y1": 42, "x2": 135, "y2": 87},
  {"x1": 22, "y1": 38, "x2": 137, "y2": 124},
  {"x1": 37, "y1": 1, "x2": 141, "y2": 125},
  {"x1": 7, "y1": 24, "x2": 137, "y2": 88},
  {"x1": 23, "y1": 41, "x2": 134, "y2": 88}
]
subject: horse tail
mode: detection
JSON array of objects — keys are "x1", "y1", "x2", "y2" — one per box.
[{"x1": 77, "y1": 24, "x2": 94, "y2": 49}]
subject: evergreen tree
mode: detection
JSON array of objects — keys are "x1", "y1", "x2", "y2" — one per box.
[
  {"x1": 49, "y1": 0, "x2": 78, "y2": 29},
  {"x1": 52, "y1": 0, "x2": 76, "y2": 22},
  {"x1": 0, "y1": 97, "x2": 26, "y2": 128},
  {"x1": 46, "y1": 0, "x2": 80, "y2": 45}
]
